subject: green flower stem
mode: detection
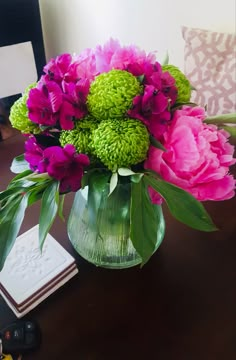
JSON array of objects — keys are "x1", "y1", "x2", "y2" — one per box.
[{"x1": 204, "y1": 113, "x2": 236, "y2": 124}]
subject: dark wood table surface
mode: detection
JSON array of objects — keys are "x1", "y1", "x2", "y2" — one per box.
[{"x1": 0, "y1": 134, "x2": 236, "y2": 360}]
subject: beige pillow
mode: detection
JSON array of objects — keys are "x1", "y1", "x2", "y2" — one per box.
[{"x1": 182, "y1": 26, "x2": 236, "y2": 116}]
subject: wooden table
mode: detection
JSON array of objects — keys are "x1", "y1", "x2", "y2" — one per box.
[{"x1": 0, "y1": 134, "x2": 236, "y2": 360}]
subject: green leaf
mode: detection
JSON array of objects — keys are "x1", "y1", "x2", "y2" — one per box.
[
  {"x1": 0, "y1": 194, "x2": 22, "y2": 221},
  {"x1": 39, "y1": 181, "x2": 60, "y2": 250},
  {"x1": 58, "y1": 194, "x2": 65, "y2": 221},
  {"x1": 204, "y1": 113, "x2": 236, "y2": 124},
  {"x1": 0, "y1": 187, "x2": 22, "y2": 202},
  {"x1": 162, "y1": 52, "x2": 169, "y2": 66},
  {"x1": 81, "y1": 171, "x2": 90, "y2": 188},
  {"x1": 137, "y1": 74, "x2": 145, "y2": 84},
  {"x1": 144, "y1": 173, "x2": 217, "y2": 232},
  {"x1": 27, "y1": 186, "x2": 45, "y2": 206},
  {"x1": 0, "y1": 193, "x2": 30, "y2": 271},
  {"x1": 130, "y1": 178, "x2": 165, "y2": 265},
  {"x1": 149, "y1": 135, "x2": 166, "y2": 151},
  {"x1": 130, "y1": 173, "x2": 144, "y2": 183},
  {"x1": 8, "y1": 177, "x2": 35, "y2": 189},
  {"x1": 190, "y1": 84, "x2": 197, "y2": 91},
  {"x1": 118, "y1": 168, "x2": 136, "y2": 176},
  {"x1": 10, "y1": 154, "x2": 29, "y2": 174},
  {"x1": 26, "y1": 172, "x2": 52, "y2": 182},
  {"x1": 9, "y1": 169, "x2": 33, "y2": 185},
  {"x1": 171, "y1": 102, "x2": 197, "y2": 110},
  {"x1": 87, "y1": 171, "x2": 110, "y2": 228},
  {"x1": 109, "y1": 172, "x2": 118, "y2": 196}
]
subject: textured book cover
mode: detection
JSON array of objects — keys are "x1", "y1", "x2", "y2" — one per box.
[{"x1": 0, "y1": 225, "x2": 78, "y2": 317}]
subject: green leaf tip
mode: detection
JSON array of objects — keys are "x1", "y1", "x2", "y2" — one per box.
[{"x1": 144, "y1": 173, "x2": 218, "y2": 232}]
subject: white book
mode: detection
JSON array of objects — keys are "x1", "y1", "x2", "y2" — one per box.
[{"x1": 0, "y1": 225, "x2": 78, "y2": 318}]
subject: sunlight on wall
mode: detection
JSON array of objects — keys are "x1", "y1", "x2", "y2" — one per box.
[{"x1": 39, "y1": 0, "x2": 236, "y2": 69}]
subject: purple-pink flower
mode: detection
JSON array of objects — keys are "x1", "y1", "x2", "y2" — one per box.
[
  {"x1": 43, "y1": 144, "x2": 90, "y2": 193},
  {"x1": 27, "y1": 80, "x2": 62, "y2": 127},
  {"x1": 145, "y1": 106, "x2": 236, "y2": 203},
  {"x1": 27, "y1": 76, "x2": 89, "y2": 130},
  {"x1": 62, "y1": 79, "x2": 90, "y2": 119},
  {"x1": 43, "y1": 53, "x2": 73, "y2": 83},
  {"x1": 24, "y1": 136, "x2": 90, "y2": 193},
  {"x1": 127, "y1": 60, "x2": 177, "y2": 140},
  {"x1": 24, "y1": 136, "x2": 46, "y2": 172}
]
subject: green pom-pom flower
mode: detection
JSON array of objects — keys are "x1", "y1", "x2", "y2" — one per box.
[
  {"x1": 60, "y1": 115, "x2": 98, "y2": 155},
  {"x1": 9, "y1": 83, "x2": 40, "y2": 134},
  {"x1": 87, "y1": 69, "x2": 143, "y2": 121},
  {"x1": 92, "y1": 118, "x2": 150, "y2": 171},
  {"x1": 162, "y1": 64, "x2": 191, "y2": 103}
]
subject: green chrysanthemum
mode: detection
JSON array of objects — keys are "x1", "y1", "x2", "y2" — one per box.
[
  {"x1": 162, "y1": 64, "x2": 191, "y2": 103},
  {"x1": 87, "y1": 69, "x2": 143, "y2": 121},
  {"x1": 59, "y1": 115, "x2": 98, "y2": 155},
  {"x1": 9, "y1": 83, "x2": 40, "y2": 134},
  {"x1": 92, "y1": 118, "x2": 150, "y2": 171}
]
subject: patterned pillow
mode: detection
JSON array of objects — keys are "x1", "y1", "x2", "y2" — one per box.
[{"x1": 182, "y1": 26, "x2": 236, "y2": 116}]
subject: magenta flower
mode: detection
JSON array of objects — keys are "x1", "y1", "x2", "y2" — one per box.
[
  {"x1": 127, "y1": 63, "x2": 177, "y2": 141},
  {"x1": 160, "y1": 71, "x2": 178, "y2": 105},
  {"x1": 128, "y1": 85, "x2": 168, "y2": 121},
  {"x1": 43, "y1": 53, "x2": 73, "y2": 82},
  {"x1": 24, "y1": 136, "x2": 46, "y2": 172},
  {"x1": 27, "y1": 77, "x2": 89, "y2": 130},
  {"x1": 145, "y1": 106, "x2": 236, "y2": 203},
  {"x1": 62, "y1": 79, "x2": 90, "y2": 119},
  {"x1": 42, "y1": 144, "x2": 90, "y2": 193},
  {"x1": 27, "y1": 79, "x2": 62, "y2": 127},
  {"x1": 128, "y1": 85, "x2": 171, "y2": 140},
  {"x1": 58, "y1": 101, "x2": 75, "y2": 130}
]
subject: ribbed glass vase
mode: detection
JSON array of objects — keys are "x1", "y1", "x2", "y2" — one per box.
[{"x1": 67, "y1": 181, "x2": 163, "y2": 269}]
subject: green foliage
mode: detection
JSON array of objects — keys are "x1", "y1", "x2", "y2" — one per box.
[
  {"x1": 0, "y1": 158, "x2": 63, "y2": 270},
  {"x1": 10, "y1": 154, "x2": 30, "y2": 174},
  {"x1": 0, "y1": 193, "x2": 30, "y2": 270},
  {"x1": 86, "y1": 170, "x2": 111, "y2": 229},
  {"x1": 204, "y1": 113, "x2": 236, "y2": 124},
  {"x1": 149, "y1": 135, "x2": 166, "y2": 151},
  {"x1": 130, "y1": 178, "x2": 165, "y2": 265},
  {"x1": 39, "y1": 181, "x2": 60, "y2": 250},
  {"x1": 144, "y1": 172, "x2": 217, "y2": 232}
]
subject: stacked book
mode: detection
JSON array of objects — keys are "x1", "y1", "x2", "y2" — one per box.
[{"x1": 0, "y1": 225, "x2": 78, "y2": 318}]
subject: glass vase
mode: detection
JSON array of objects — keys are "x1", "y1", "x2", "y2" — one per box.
[{"x1": 67, "y1": 181, "x2": 160, "y2": 269}]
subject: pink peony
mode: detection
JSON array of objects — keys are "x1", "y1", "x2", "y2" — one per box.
[
  {"x1": 74, "y1": 38, "x2": 157, "y2": 81},
  {"x1": 145, "y1": 106, "x2": 236, "y2": 203},
  {"x1": 95, "y1": 38, "x2": 156, "y2": 74},
  {"x1": 73, "y1": 48, "x2": 98, "y2": 82}
]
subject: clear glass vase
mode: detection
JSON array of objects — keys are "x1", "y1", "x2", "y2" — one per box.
[{"x1": 67, "y1": 181, "x2": 160, "y2": 269}]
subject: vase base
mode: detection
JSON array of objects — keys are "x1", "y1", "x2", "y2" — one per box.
[
  {"x1": 84, "y1": 258, "x2": 141, "y2": 270},
  {"x1": 72, "y1": 246, "x2": 142, "y2": 269}
]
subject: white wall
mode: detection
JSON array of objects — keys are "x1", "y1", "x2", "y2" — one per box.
[{"x1": 39, "y1": 0, "x2": 236, "y2": 70}]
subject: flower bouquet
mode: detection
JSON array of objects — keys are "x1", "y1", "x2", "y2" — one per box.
[{"x1": 0, "y1": 39, "x2": 235, "y2": 269}]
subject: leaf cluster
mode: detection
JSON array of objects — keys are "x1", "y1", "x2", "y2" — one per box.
[
  {"x1": 0, "y1": 155, "x2": 63, "y2": 270},
  {"x1": 81, "y1": 167, "x2": 217, "y2": 267}
]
